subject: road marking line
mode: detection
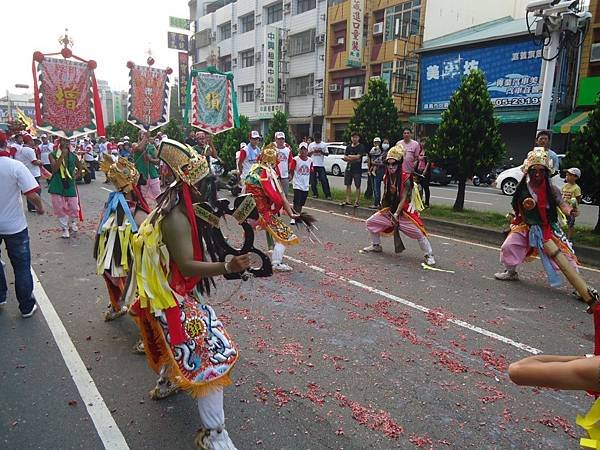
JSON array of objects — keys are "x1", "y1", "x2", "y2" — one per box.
[
  {"x1": 101, "y1": 187, "x2": 113, "y2": 193},
  {"x1": 430, "y1": 195, "x2": 494, "y2": 206},
  {"x1": 283, "y1": 255, "x2": 542, "y2": 355},
  {"x1": 303, "y1": 205, "x2": 600, "y2": 274},
  {"x1": 433, "y1": 186, "x2": 501, "y2": 197},
  {"x1": 31, "y1": 268, "x2": 129, "y2": 450}
]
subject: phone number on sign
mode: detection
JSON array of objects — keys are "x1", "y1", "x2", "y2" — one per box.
[{"x1": 492, "y1": 97, "x2": 541, "y2": 107}]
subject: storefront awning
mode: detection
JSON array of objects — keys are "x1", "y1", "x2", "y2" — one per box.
[
  {"x1": 551, "y1": 111, "x2": 590, "y2": 134},
  {"x1": 410, "y1": 110, "x2": 540, "y2": 125}
]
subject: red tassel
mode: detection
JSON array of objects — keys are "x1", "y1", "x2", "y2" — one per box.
[
  {"x1": 165, "y1": 306, "x2": 185, "y2": 345},
  {"x1": 91, "y1": 75, "x2": 105, "y2": 137},
  {"x1": 32, "y1": 59, "x2": 43, "y2": 126}
]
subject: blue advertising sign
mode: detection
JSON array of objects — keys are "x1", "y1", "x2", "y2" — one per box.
[{"x1": 419, "y1": 39, "x2": 544, "y2": 111}]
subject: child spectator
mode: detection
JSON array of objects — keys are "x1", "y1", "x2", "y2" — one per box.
[
  {"x1": 562, "y1": 167, "x2": 582, "y2": 240},
  {"x1": 289, "y1": 142, "x2": 313, "y2": 225}
]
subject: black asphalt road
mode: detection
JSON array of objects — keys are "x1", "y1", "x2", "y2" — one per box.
[{"x1": 2, "y1": 178, "x2": 600, "y2": 449}]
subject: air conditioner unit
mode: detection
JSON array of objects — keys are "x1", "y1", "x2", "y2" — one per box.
[
  {"x1": 591, "y1": 43, "x2": 600, "y2": 62},
  {"x1": 336, "y1": 36, "x2": 345, "y2": 46},
  {"x1": 349, "y1": 86, "x2": 363, "y2": 99},
  {"x1": 232, "y1": 57, "x2": 238, "y2": 68},
  {"x1": 232, "y1": 23, "x2": 238, "y2": 33},
  {"x1": 329, "y1": 83, "x2": 340, "y2": 92},
  {"x1": 315, "y1": 34, "x2": 326, "y2": 45},
  {"x1": 255, "y1": 87, "x2": 262, "y2": 95},
  {"x1": 373, "y1": 22, "x2": 384, "y2": 35},
  {"x1": 370, "y1": 75, "x2": 381, "y2": 81},
  {"x1": 255, "y1": 51, "x2": 262, "y2": 62},
  {"x1": 210, "y1": 32, "x2": 217, "y2": 42}
]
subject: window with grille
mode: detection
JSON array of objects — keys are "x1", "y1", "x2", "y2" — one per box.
[
  {"x1": 288, "y1": 74, "x2": 314, "y2": 97},
  {"x1": 288, "y1": 29, "x2": 316, "y2": 56},
  {"x1": 219, "y1": 55, "x2": 232, "y2": 72},
  {"x1": 240, "y1": 49, "x2": 255, "y2": 68},
  {"x1": 381, "y1": 61, "x2": 418, "y2": 94},
  {"x1": 383, "y1": 0, "x2": 421, "y2": 42},
  {"x1": 239, "y1": 84, "x2": 255, "y2": 102},
  {"x1": 266, "y1": 2, "x2": 283, "y2": 24},
  {"x1": 296, "y1": 0, "x2": 316, "y2": 14},
  {"x1": 218, "y1": 22, "x2": 231, "y2": 41},
  {"x1": 240, "y1": 14, "x2": 255, "y2": 33}
]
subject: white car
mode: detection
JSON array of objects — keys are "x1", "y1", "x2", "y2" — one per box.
[
  {"x1": 323, "y1": 143, "x2": 369, "y2": 176},
  {"x1": 495, "y1": 154, "x2": 566, "y2": 196}
]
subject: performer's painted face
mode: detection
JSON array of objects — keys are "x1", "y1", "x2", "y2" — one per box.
[
  {"x1": 528, "y1": 165, "x2": 547, "y2": 185},
  {"x1": 386, "y1": 160, "x2": 399, "y2": 174}
]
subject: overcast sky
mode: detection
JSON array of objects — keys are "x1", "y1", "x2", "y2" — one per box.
[{"x1": 3, "y1": 0, "x2": 189, "y2": 96}]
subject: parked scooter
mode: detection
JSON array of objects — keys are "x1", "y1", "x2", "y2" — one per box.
[{"x1": 472, "y1": 171, "x2": 496, "y2": 186}]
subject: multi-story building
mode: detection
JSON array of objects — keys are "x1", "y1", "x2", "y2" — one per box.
[
  {"x1": 189, "y1": 0, "x2": 327, "y2": 140},
  {"x1": 0, "y1": 92, "x2": 35, "y2": 122},
  {"x1": 323, "y1": 0, "x2": 426, "y2": 141},
  {"x1": 98, "y1": 80, "x2": 129, "y2": 127}
]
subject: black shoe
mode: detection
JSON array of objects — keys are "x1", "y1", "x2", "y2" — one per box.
[{"x1": 22, "y1": 303, "x2": 38, "y2": 318}]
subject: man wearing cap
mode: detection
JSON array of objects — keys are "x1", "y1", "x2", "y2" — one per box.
[
  {"x1": 238, "y1": 131, "x2": 261, "y2": 183},
  {"x1": 14, "y1": 134, "x2": 43, "y2": 212},
  {"x1": 82, "y1": 138, "x2": 96, "y2": 180},
  {"x1": 0, "y1": 132, "x2": 44, "y2": 318},
  {"x1": 274, "y1": 131, "x2": 293, "y2": 196}
]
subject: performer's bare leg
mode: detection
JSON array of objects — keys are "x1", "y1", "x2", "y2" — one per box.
[{"x1": 149, "y1": 364, "x2": 178, "y2": 400}]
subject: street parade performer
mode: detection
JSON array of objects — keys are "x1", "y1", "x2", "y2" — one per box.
[
  {"x1": 495, "y1": 147, "x2": 581, "y2": 287},
  {"x1": 48, "y1": 139, "x2": 84, "y2": 239},
  {"x1": 244, "y1": 143, "x2": 301, "y2": 272},
  {"x1": 128, "y1": 139, "x2": 250, "y2": 449},
  {"x1": 362, "y1": 144, "x2": 436, "y2": 266},
  {"x1": 94, "y1": 154, "x2": 150, "y2": 322}
]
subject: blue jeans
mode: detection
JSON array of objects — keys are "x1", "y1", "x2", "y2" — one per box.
[
  {"x1": 0, "y1": 228, "x2": 36, "y2": 313},
  {"x1": 373, "y1": 171, "x2": 384, "y2": 206}
]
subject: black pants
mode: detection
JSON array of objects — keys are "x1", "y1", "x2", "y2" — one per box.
[
  {"x1": 27, "y1": 177, "x2": 40, "y2": 211},
  {"x1": 418, "y1": 171, "x2": 431, "y2": 206},
  {"x1": 310, "y1": 166, "x2": 331, "y2": 198},
  {"x1": 293, "y1": 189, "x2": 309, "y2": 212}
]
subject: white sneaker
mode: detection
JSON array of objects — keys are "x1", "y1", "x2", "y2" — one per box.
[
  {"x1": 362, "y1": 244, "x2": 382, "y2": 253},
  {"x1": 425, "y1": 254, "x2": 436, "y2": 266},
  {"x1": 494, "y1": 270, "x2": 519, "y2": 281},
  {"x1": 289, "y1": 218, "x2": 296, "y2": 225},
  {"x1": 61, "y1": 228, "x2": 70, "y2": 239},
  {"x1": 195, "y1": 428, "x2": 237, "y2": 450},
  {"x1": 21, "y1": 303, "x2": 38, "y2": 318},
  {"x1": 70, "y1": 222, "x2": 78, "y2": 232},
  {"x1": 273, "y1": 262, "x2": 293, "y2": 272}
]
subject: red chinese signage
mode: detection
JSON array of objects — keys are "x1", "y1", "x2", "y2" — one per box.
[{"x1": 127, "y1": 64, "x2": 170, "y2": 131}]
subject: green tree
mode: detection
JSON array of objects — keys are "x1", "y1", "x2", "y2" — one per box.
[
  {"x1": 344, "y1": 78, "x2": 402, "y2": 145},
  {"x1": 162, "y1": 119, "x2": 185, "y2": 142},
  {"x1": 105, "y1": 121, "x2": 140, "y2": 141},
  {"x1": 428, "y1": 70, "x2": 506, "y2": 211},
  {"x1": 211, "y1": 115, "x2": 251, "y2": 172},
  {"x1": 565, "y1": 97, "x2": 600, "y2": 233},
  {"x1": 264, "y1": 110, "x2": 297, "y2": 154}
]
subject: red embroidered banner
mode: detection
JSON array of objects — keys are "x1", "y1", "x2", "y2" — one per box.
[
  {"x1": 127, "y1": 65, "x2": 170, "y2": 131},
  {"x1": 34, "y1": 58, "x2": 97, "y2": 139}
]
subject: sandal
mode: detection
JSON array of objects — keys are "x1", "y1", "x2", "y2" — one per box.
[
  {"x1": 353, "y1": 202, "x2": 360, "y2": 208},
  {"x1": 339, "y1": 201, "x2": 349, "y2": 206}
]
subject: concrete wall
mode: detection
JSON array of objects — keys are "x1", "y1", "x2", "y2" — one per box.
[{"x1": 423, "y1": 0, "x2": 530, "y2": 41}]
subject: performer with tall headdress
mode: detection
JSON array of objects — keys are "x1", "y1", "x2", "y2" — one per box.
[
  {"x1": 244, "y1": 143, "x2": 300, "y2": 272},
  {"x1": 495, "y1": 148, "x2": 579, "y2": 285},
  {"x1": 362, "y1": 145, "x2": 436, "y2": 265},
  {"x1": 128, "y1": 139, "x2": 250, "y2": 449},
  {"x1": 94, "y1": 154, "x2": 150, "y2": 322}
]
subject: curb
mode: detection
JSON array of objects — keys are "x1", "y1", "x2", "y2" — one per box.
[{"x1": 302, "y1": 196, "x2": 600, "y2": 268}]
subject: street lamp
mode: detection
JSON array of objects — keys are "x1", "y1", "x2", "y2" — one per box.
[{"x1": 6, "y1": 84, "x2": 30, "y2": 121}]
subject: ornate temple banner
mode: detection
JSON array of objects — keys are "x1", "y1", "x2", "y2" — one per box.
[
  {"x1": 33, "y1": 57, "x2": 102, "y2": 139},
  {"x1": 127, "y1": 63, "x2": 170, "y2": 131},
  {"x1": 186, "y1": 68, "x2": 239, "y2": 134}
]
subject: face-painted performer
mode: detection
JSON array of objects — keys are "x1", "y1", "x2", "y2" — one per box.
[
  {"x1": 129, "y1": 139, "x2": 250, "y2": 449},
  {"x1": 362, "y1": 145, "x2": 436, "y2": 265},
  {"x1": 94, "y1": 155, "x2": 150, "y2": 322},
  {"x1": 244, "y1": 143, "x2": 300, "y2": 272},
  {"x1": 495, "y1": 148, "x2": 580, "y2": 286}
]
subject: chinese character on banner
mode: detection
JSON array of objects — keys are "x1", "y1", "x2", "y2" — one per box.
[
  {"x1": 178, "y1": 52, "x2": 189, "y2": 110},
  {"x1": 442, "y1": 57, "x2": 462, "y2": 79},
  {"x1": 426, "y1": 65, "x2": 440, "y2": 81},
  {"x1": 263, "y1": 26, "x2": 279, "y2": 102},
  {"x1": 346, "y1": 0, "x2": 364, "y2": 68},
  {"x1": 55, "y1": 86, "x2": 80, "y2": 110},
  {"x1": 188, "y1": 69, "x2": 239, "y2": 134},
  {"x1": 463, "y1": 59, "x2": 479, "y2": 75},
  {"x1": 127, "y1": 61, "x2": 171, "y2": 131}
]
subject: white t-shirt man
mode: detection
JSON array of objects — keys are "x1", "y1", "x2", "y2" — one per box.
[
  {"x1": 0, "y1": 157, "x2": 39, "y2": 235},
  {"x1": 14, "y1": 145, "x2": 41, "y2": 178},
  {"x1": 276, "y1": 144, "x2": 293, "y2": 179},
  {"x1": 84, "y1": 142, "x2": 95, "y2": 162},
  {"x1": 307, "y1": 141, "x2": 328, "y2": 167},
  {"x1": 290, "y1": 155, "x2": 313, "y2": 191},
  {"x1": 39, "y1": 141, "x2": 54, "y2": 165}
]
